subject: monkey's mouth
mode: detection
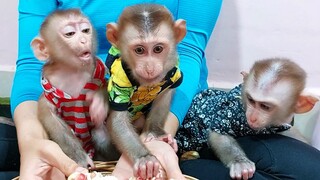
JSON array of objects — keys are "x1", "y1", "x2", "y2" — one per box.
[
  {"x1": 79, "y1": 51, "x2": 92, "y2": 62},
  {"x1": 248, "y1": 122, "x2": 262, "y2": 130}
]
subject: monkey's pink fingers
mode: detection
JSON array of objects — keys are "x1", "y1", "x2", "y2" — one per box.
[
  {"x1": 134, "y1": 155, "x2": 161, "y2": 179},
  {"x1": 149, "y1": 160, "x2": 160, "y2": 179},
  {"x1": 133, "y1": 160, "x2": 143, "y2": 178},
  {"x1": 230, "y1": 161, "x2": 255, "y2": 180},
  {"x1": 138, "y1": 163, "x2": 147, "y2": 179},
  {"x1": 241, "y1": 169, "x2": 250, "y2": 180},
  {"x1": 230, "y1": 163, "x2": 243, "y2": 180},
  {"x1": 146, "y1": 160, "x2": 154, "y2": 179},
  {"x1": 247, "y1": 168, "x2": 255, "y2": 179}
]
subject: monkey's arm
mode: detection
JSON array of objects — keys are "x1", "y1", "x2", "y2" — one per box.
[
  {"x1": 106, "y1": 110, "x2": 161, "y2": 179},
  {"x1": 209, "y1": 131, "x2": 255, "y2": 180},
  {"x1": 143, "y1": 90, "x2": 178, "y2": 151},
  {"x1": 38, "y1": 95, "x2": 93, "y2": 167},
  {"x1": 144, "y1": 89, "x2": 174, "y2": 136}
]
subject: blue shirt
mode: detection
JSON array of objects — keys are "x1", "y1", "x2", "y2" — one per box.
[{"x1": 11, "y1": 0, "x2": 222, "y2": 125}]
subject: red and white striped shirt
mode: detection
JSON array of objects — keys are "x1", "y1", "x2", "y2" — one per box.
[{"x1": 41, "y1": 59, "x2": 107, "y2": 158}]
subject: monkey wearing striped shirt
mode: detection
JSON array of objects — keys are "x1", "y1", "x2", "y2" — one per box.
[{"x1": 31, "y1": 9, "x2": 111, "y2": 168}]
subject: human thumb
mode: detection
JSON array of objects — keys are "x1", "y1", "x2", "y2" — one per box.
[{"x1": 43, "y1": 141, "x2": 88, "y2": 177}]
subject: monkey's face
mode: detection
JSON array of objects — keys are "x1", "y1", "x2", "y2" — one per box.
[
  {"x1": 244, "y1": 92, "x2": 277, "y2": 130},
  {"x1": 119, "y1": 24, "x2": 177, "y2": 86},
  {"x1": 51, "y1": 16, "x2": 94, "y2": 68},
  {"x1": 243, "y1": 74, "x2": 296, "y2": 129}
]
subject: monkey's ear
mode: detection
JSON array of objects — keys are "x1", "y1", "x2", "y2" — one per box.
[
  {"x1": 30, "y1": 37, "x2": 49, "y2": 61},
  {"x1": 174, "y1": 19, "x2": 187, "y2": 43},
  {"x1": 240, "y1": 71, "x2": 249, "y2": 81},
  {"x1": 294, "y1": 94, "x2": 319, "y2": 114},
  {"x1": 106, "y1": 23, "x2": 119, "y2": 47}
]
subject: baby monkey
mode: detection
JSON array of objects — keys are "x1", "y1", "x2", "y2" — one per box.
[
  {"x1": 176, "y1": 58, "x2": 318, "y2": 179},
  {"x1": 104, "y1": 3, "x2": 186, "y2": 179},
  {"x1": 31, "y1": 9, "x2": 110, "y2": 168}
]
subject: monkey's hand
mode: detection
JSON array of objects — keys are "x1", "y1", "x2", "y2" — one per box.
[
  {"x1": 75, "y1": 150, "x2": 94, "y2": 169},
  {"x1": 133, "y1": 154, "x2": 161, "y2": 179},
  {"x1": 86, "y1": 89, "x2": 109, "y2": 126},
  {"x1": 228, "y1": 157, "x2": 255, "y2": 180}
]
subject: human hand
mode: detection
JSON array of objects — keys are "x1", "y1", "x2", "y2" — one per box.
[{"x1": 19, "y1": 138, "x2": 88, "y2": 180}]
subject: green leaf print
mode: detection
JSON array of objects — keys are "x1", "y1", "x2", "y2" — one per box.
[{"x1": 114, "y1": 95, "x2": 130, "y2": 103}]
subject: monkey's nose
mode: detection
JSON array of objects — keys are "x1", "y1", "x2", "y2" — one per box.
[
  {"x1": 146, "y1": 66, "x2": 155, "y2": 76},
  {"x1": 80, "y1": 37, "x2": 87, "y2": 44}
]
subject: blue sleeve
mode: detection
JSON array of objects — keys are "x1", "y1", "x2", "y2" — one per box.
[
  {"x1": 170, "y1": 0, "x2": 223, "y2": 125},
  {"x1": 10, "y1": 1, "x2": 58, "y2": 115}
]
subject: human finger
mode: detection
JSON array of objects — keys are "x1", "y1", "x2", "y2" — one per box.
[{"x1": 40, "y1": 140, "x2": 88, "y2": 177}]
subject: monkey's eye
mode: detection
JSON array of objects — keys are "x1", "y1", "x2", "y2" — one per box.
[
  {"x1": 134, "y1": 47, "x2": 145, "y2": 55},
  {"x1": 153, "y1": 45, "x2": 163, "y2": 53},
  {"x1": 260, "y1": 103, "x2": 272, "y2": 111},
  {"x1": 65, "y1": 31, "x2": 76, "y2": 37},
  {"x1": 247, "y1": 95, "x2": 255, "y2": 105},
  {"x1": 82, "y1": 28, "x2": 90, "y2": 33}
]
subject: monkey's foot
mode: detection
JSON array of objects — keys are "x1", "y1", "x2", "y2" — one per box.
[{"x1": 228, "y1": 159, "x2": 255, "y2": 180}]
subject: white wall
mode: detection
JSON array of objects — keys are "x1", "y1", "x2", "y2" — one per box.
[
  {"x1": 207, "y1": 0, "x2": 320, "y2": 96},
  {"x1": 0, "y1": 0, "x2": 17, "y2": 68},
  {"x1": 0, "y1": 0, "x2": 17, "y2": 97}
]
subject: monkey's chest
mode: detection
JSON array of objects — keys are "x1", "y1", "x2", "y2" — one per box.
[
  {"x1": 107, "y1": 56, "x2": 182, "y2": 121},
  {"x1": 108, "y1": 78, "x2": 170, "y2": 121}
]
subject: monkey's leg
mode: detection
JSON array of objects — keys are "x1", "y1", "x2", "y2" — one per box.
[
  {"x1": 91, "y1": 125, "x2": 121, "y2": 161},
  {"x1": 38, "y1": 96, "x2": 93, "y2": 168},
  {"x1": 209, "y1": 130, "x2": 255, "y2": 180}
]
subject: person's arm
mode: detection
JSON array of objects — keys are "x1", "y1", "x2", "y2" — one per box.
[
  {"x1": 11, "y1": 1, "x2": 85, "y2": 178},
  {"x1": 14, "y1": 102, "x2": 85, "y2": 178},
  {"x1": 165, "y1": 0, "x2": 223, "y2": 135}
]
